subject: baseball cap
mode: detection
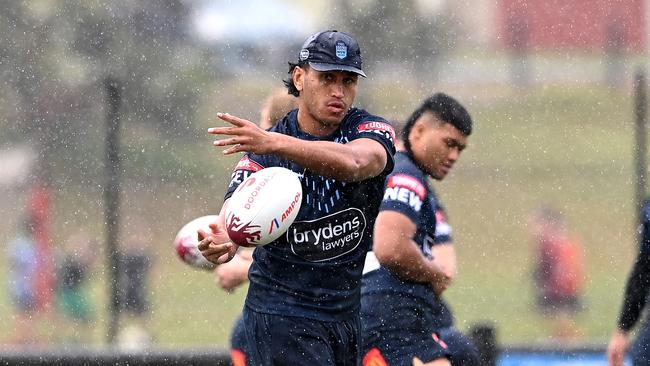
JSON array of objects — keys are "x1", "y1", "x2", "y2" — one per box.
[{"x1": 297, "y1": 30, "x2": 366, "y2": 77}]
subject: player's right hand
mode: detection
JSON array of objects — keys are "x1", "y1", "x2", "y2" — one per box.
[
  {"x1": 209, "y1": 112, "x2": 279, "y2": 155},
  {"x1": 607, "y1": 329, "x2": 630, "y2": 366},
  {"x1": 198, "y1": 223, "x2": 238, "y2": 265}
]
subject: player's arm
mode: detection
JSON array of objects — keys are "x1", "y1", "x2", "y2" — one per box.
[
  {"x1": 214, "y1": 248, "x2": 253, "y2": 292},
  {"x1": 608, "y1": 252, "x2": 650, "y2": 365},
  {"x1": 269, "y1": 135, "x2": 387, "y2": 182},
  {"x1": 608, "y1": 228, "x2": 650, "y2": 366},
  {"x1": 616, "y1": 252, "x2": 650, "y2": 331},
  {"x1": 430, "y1": 243, "x2": 457, "y2": 282},
  {"x1": 198, "y1": 198, "x2": 238, "y2": 265},
  {"x1": 373, "y1": 210, "x2": 451, "y2": 295},
  {"x1": 209, "y1": 113, "x2": 388, "y2": 182}
]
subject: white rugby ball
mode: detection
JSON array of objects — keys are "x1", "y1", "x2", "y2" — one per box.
[
  {"x1": 226, "y1": 167, "x2": 302, "y2": 247},
  {"x1": 174, "y1": 215, "x2": 218, "y2": 271}
]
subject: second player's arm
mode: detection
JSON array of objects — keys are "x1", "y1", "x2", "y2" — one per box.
[
  {"x1": 430, "y1": 243, "x2": 457, "y2": 282},
  {"x1": 373, "y1": 210, "x2": 451, "y2": 294}
]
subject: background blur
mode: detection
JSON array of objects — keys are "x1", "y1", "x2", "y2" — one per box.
[{"x1": 0, "y1": 0, "x2": 648, "y2": 350}]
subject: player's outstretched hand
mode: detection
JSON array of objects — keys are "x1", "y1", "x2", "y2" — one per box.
[
  {"x1": 198, "y1": 222, "x2": 237, "y2": 265},
  {"x1": 209, "y1": 112, "x2": 280, "y2": 155},
  {"x1": 215, "y1": 254, "x2": 251, "y2": 292},
  {"x1": 607, "y1": 330, "x2": 630, "y2": 366}
]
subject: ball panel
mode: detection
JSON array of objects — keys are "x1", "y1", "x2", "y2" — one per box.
[
  {"x1": 173, "y1": 215, "x2": 218, "y2": 271},
  {"x1": 226, "y1": 167, "x2": 302, "y2": 247}
]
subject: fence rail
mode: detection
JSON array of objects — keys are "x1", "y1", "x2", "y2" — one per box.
[{"x1": 0, "y1": 346, "x2": 230, "y2": 366}]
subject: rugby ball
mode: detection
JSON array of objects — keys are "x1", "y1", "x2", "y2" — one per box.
[
  {"x1": 174, "y1": 215, "x2": 218, "y2": 271},
  {"x1": 226, "y1": 167, "x2": 302, "y2": 247}
]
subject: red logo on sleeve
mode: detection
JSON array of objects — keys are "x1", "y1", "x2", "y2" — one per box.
[
  {"x1": 235, "y1": 156, "x2": 264, "y2": 172},
  {"x1": 358, "y1": 121, "x2": 396, "y2": 143}
]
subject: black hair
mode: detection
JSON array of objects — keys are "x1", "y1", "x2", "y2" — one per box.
[
  {"x1": 283, "y1": 62, "x2": 308, "y2": 97},
  {"x1": 402, "y1": 93, "x2": 473, "y2": 154}
]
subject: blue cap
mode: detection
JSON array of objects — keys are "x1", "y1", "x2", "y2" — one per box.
[{"x1": 297, "y1": 30, "x2": 366, "y2": 77}]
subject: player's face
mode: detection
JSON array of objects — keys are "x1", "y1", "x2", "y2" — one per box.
[
  {"x1": 295, "y1": 66, "x2": 358, "y2": 130},
  {"x1": 410, "y1": 112, "x2": 467, "y2": 180}
]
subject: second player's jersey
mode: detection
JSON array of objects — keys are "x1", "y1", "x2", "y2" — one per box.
[
  {"x1": 225, "y1": 108, "x2": 395, "y2": 322},
  {"x1": 617, "y1": 198, "x2": 650, "y2": 331},
  {"x1": 362, "y1": 151, "x2": 454, "y2": 328}
]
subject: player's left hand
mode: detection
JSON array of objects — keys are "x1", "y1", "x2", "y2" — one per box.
[
  {"x1": 209, "y1": 112, "x2": 279, "y2": 155},
  {"x1": 197, "y1": 223, "x2": 237, "y2": 265}
]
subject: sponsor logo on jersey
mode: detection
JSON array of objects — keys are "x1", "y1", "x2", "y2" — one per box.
[
  {"x1": 335, "y1": 41, "x2": 347, "y2": 59},
  {"x1": 357, "y1": 121, "x2": 396, "y2": 143},
  {"x1": 383, "y1": 174, "x2": 426, "y2": 211},
  {"x1": 228, "y1": 156, "x2": 264, "y2": 188},
  {"x1": 434, "y1": 210, "x2": 452, "y2": 237},
  {"x1": 288, "y1": 208, "x2": 366, "y2": 262}
]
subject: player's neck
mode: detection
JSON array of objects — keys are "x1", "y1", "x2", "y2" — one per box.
[{"x1": 296, "y1": 108, "x2": 339, "y2": 137}]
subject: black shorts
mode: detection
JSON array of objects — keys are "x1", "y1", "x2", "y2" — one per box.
[
  {"x1": 361, "y1": 294, "x2": 450, "y2": 365},
  {"x1": 242, "y1": 306, "x2": 360, "y2": 366},
  {"x1": 230, "y1": 315, "x2": 249, "y2": 366}
]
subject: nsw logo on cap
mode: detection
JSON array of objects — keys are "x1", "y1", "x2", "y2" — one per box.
[
  {"x1": 299, "y1": 49, "x2": 310, "y2": 61},
  {"x1": 335, "y1": 42, "x2": 347, "y2": 59}
]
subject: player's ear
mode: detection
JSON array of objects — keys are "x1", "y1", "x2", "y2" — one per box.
[
  {"x1": 410, "y1": 117, "x2": 426, "y2": 144},
  {"x1": 293, "y1": 66, "x2": 305, "y2": 92}
]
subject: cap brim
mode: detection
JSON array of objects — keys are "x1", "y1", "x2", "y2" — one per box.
[{"x1": 309, "y1": 62, "x2": 367, "y2": 78}]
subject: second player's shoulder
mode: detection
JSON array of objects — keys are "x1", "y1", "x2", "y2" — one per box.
[
  {"x1": 391, "y1": 153, "x2": 427, "y2": 181},
  {"x1": 642, "y1": 198, "x2": 650, "y2": 223},
  {"x1": 384, "y1": 156, "x2": 429, "y2": 201}
]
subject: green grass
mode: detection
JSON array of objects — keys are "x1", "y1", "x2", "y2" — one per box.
[{"x1": 0, "y1": 81, "x2": 641, "y2": 347}]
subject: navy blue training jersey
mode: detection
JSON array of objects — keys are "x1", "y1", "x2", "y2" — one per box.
[
  {"x1": 362, "y1": 151, "x2": 454, "y2": 328},
  {"x1": 225, "y1": 108, "x2": 395, "y2": 321}
]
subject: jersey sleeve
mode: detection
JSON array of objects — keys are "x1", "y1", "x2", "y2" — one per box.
[
  {"x1": 616, "y1": 200, "x2": 650, "y2": 331},
  {"x1": 379, "y1": 173, "x2": 427, "y2": 223},
  {"x1": 349, "y1": 115, "x2": 396, "y2": 174},
  {"x1": 433, "y1": 208, "x2": 453, "y2": 244},
  {"x1": 224, "y1": 154, "x2": 266, "y2": 200}
]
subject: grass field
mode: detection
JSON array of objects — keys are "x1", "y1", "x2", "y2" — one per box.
[{"x1": 0, "y1": 79, "x2": 641, "y2": 348}]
